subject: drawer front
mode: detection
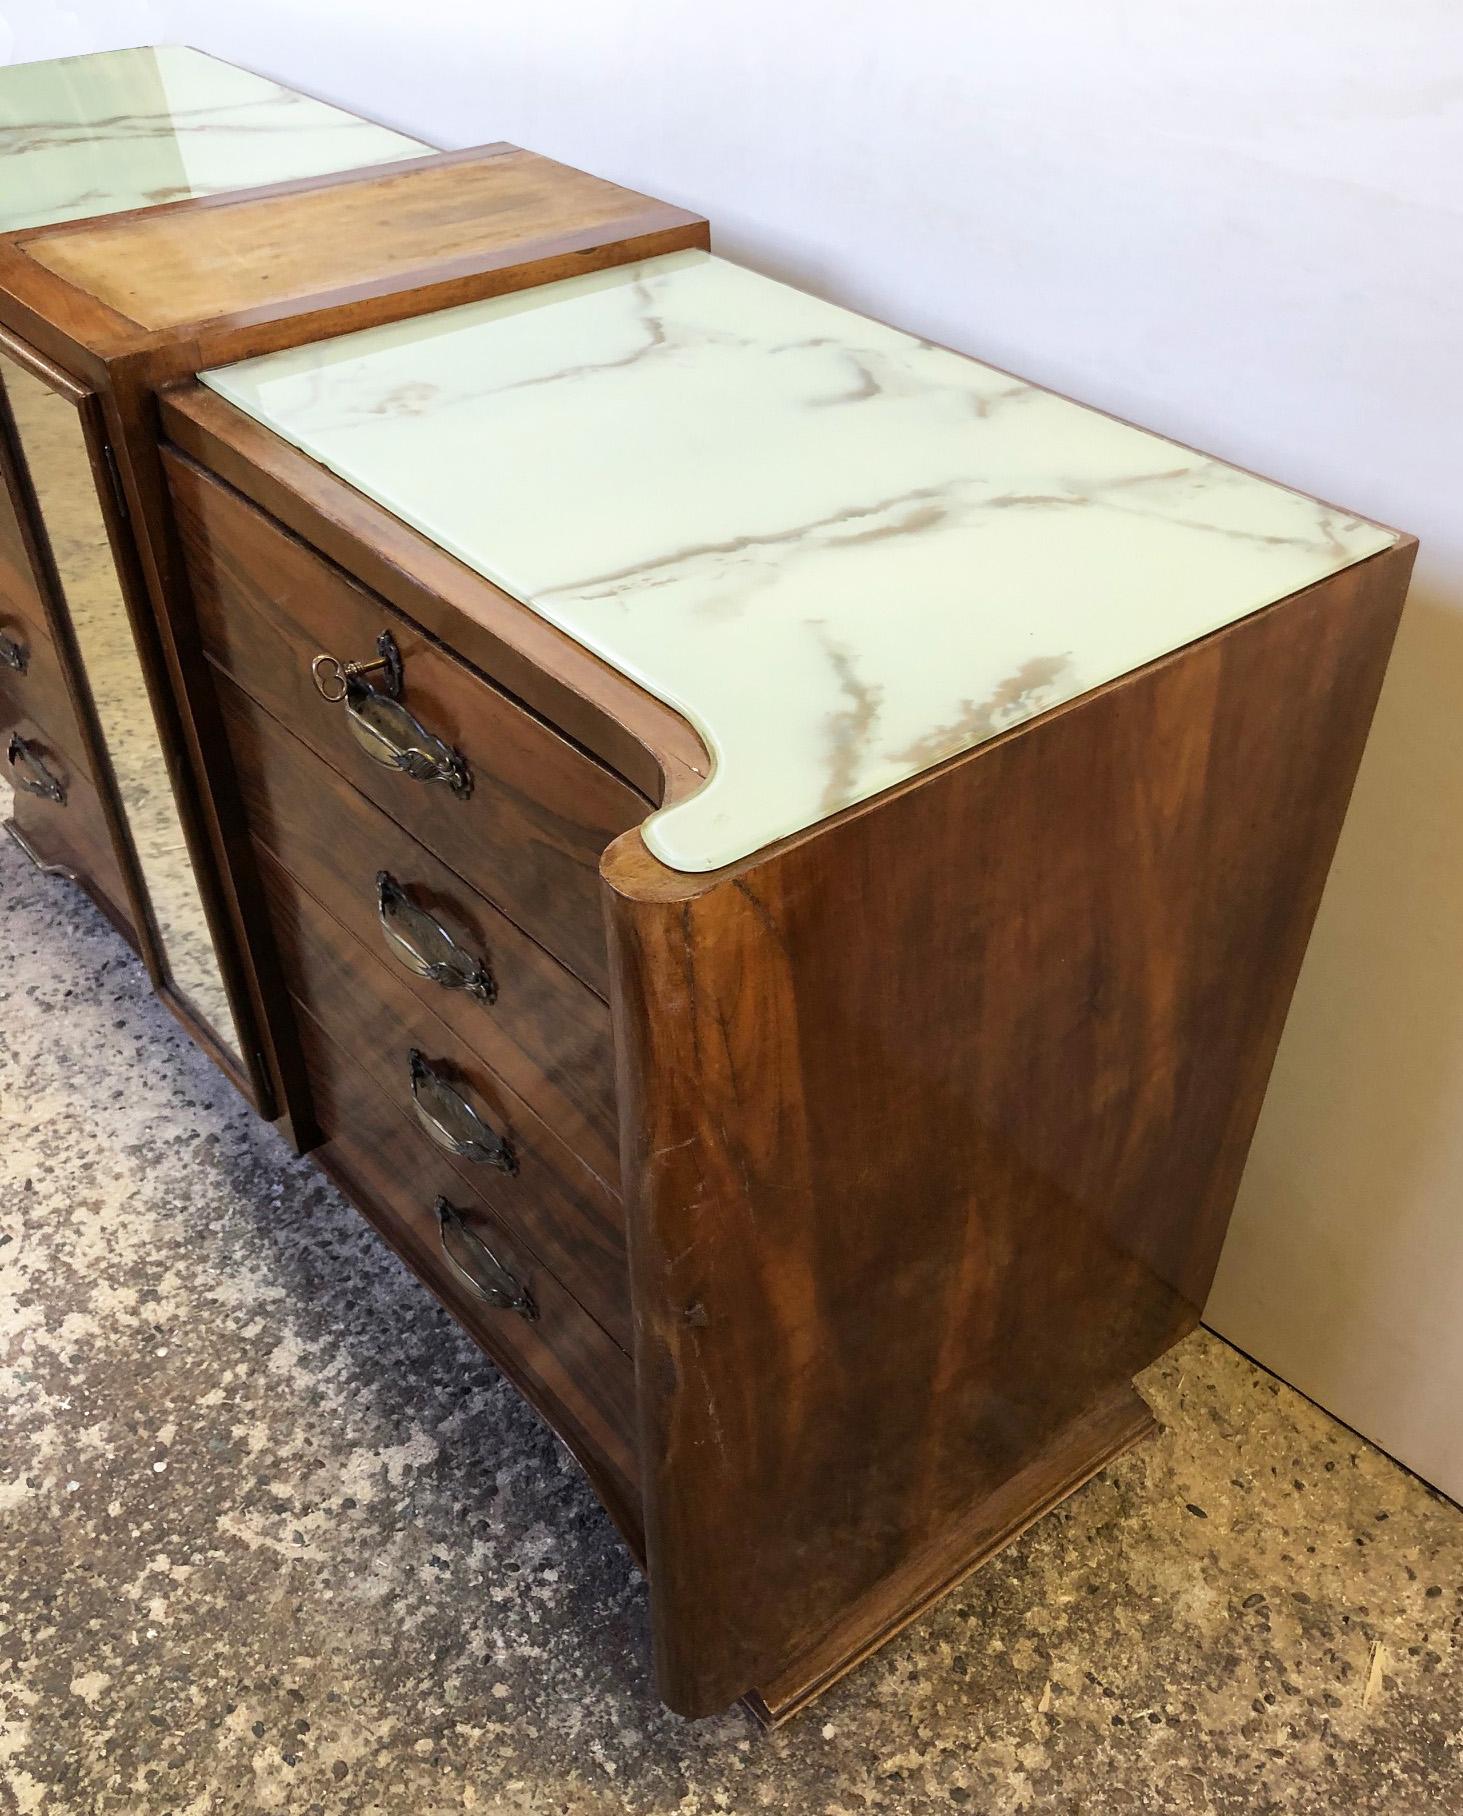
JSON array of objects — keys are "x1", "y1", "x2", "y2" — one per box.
[
  {"x1": 169, "y1": 450, "x2": 646, "y2": 993},
  {"x1": 217, "y1": 672, "x2": 619, "y2": 1185},
  {"x1": 303, "y1": 1020, "x2": 640, "y2": 1538},
  {"x1": 4, "y1": 716, "x2": 129, "y2": 926},
  {"x1": 259, "y1": 845, "x2": 631, "y2": 1350}
]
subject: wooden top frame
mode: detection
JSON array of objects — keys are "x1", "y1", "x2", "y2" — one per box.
[{"x1": 0, "y1": 142, "x2": 709, "y2": 390}]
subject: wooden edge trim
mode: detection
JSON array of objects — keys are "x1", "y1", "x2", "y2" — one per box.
[
  {"x1": 0, "y1": 267, "x2": 128, "y2": 384},
  {"x1": 169, "y1": 210, "x2": 711, "y2": 345},
  {"x1": 0, "y1": 320, "x2": 97, "y2": 404}
]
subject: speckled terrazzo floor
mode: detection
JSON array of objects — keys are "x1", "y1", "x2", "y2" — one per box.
[{"x1": 3, "y1": 824, "x2": 1461, "y2": 1816}]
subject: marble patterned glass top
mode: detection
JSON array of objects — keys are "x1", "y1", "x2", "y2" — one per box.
[
  {"x1": 203, "y1": 250, "x2": 1397, "y2": 873},
  {"x1": 0, "y1": 45, "x2": 426, "y2": 233}
]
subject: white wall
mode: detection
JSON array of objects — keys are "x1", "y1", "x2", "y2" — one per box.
[{"x1": 6, "y1": 2, "x2": 1462, "y2": 1497}]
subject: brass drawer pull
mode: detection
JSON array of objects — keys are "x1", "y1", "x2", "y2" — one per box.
[
  {"x1": 435, "y1": 1197, "x2": 536, "y2": 1318},
  {"x1": 7, "y1": 733, "x2": 65, "y2": 804},
  {"x1": 408, "y1": 1049, "x2": 516, "y2": 1173},
  {"x1": 377, "y1": 872, "x2": 496, "y2": 1003},
  {"x1": 0, "y1": 630, "x2": 27, "y2": 673},
  {"x1": 312, "y1": 630, "x2": 470, "y2": 797},
  {"x1": 3, "y1": 817, "x2": 77, "y2": 880}
]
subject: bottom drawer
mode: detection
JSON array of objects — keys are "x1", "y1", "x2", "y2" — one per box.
[
  {"x1": 303, "y1": 1013, "x2": 643, "y2": 1552},
  {"x1": 4, "y1": 717, "x2": 133, "y2": 939}
]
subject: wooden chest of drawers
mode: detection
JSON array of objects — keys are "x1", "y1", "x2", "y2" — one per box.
[{"x1": 154, "y1": 240, "x2": 1414, "y2": 1722}]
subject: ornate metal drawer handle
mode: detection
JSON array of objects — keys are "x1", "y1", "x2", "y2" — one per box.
[
  {"x1": 6, "y1": 733, "x2": 65, "y2": 804},
  {"x1": 311, "y1": 630, "x2": 470, "y2": 797},
  {"x1": 377, "y1": 872, "x2": 496, "y2": 1003},
  {"x1": 408, "y1": 1049, "x2": 516, "y2": 1173},
  {"x1": 435, "y1": 1197, "x2": 536, "y2": 1318},
  {"x1": 0, "y1": 630, "x2": 27, "y2": 673}
]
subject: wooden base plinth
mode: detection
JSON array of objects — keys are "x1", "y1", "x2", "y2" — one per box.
[{"x1": 744, "y1": 1385, "x2": 1158, "y2": 1728}]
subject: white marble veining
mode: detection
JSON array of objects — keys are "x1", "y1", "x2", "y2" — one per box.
[
  {"x1": 203, "y1": 251, "x2": 1397, "y2": 873},
  {"x1": 0, "y1": 45, "x2": 426, "y2": 233}
]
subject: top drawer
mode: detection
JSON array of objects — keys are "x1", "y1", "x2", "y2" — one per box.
[{"x1": 165, "y1": 449, "x2": 648, "y2": 995}]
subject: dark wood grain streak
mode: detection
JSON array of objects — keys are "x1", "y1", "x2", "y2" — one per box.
[
  {"x1": 214, "y1": 671, "x2": 619, "y2": 1181},
  {"x1": 168, "y1": 448, "x2": 642, "y2": 995},
  {"x1": 603, "y1": 545, "x2": 1414, "y2": 1716},
  {"x1": 747, "y1": 1385, "x2": 1156, "y2": 1726}
]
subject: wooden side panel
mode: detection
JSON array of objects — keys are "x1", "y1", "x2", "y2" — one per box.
[{"x1": 603, "y1": 549, "x2": 1413, "y2": 1717}]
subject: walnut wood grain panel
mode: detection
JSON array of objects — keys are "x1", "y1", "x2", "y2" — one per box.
[
  {"x1": 604, "y1": 545, "x2": 1414, "y2": 1717},
  {"x1": 20, "y1": 147, "x2": 704, "y2": 335},
  {"x1": 257, "y1": 845, "x2": 630, "y2": 1350},
  {"x1": 215, "y1": 670, "x2": 619, "y2": 1182},
  {"x1": 301, "y1": 1012, "x2": 641, "y2": 1552},
  {"x1": 747, "y1": 1384, "x2": 1156, "y2": 1726},
  {"x1": 4, "y1": 714, "x2": 130, "y2": 925},
  {"x1": 167, "y1": 448, "x2": 642, "y2": 994}
]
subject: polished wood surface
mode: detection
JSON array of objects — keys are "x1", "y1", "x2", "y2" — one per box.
[
  {"x1": 302, "y1": 1014, "x2": 642, "y2": 1552},
  {"x1": 747, "y1": 1385, "x2": 1157, "y2": 1726},
  {"x1": 259, "y1": 845, "x2": 630, "y2": 1351},
  {"x1": 215, "y1": 671, "x2": 619, "y2": 1180},
  {"x1": 21, "y1": 146, "x2": 704, "y2": 336},
  {"x1": 0, "y1": 142, "x2": 707, "y2": 376},
  {"x1": 169, "y1": 448, "x2": 644, "y2": 994},
  {"x1": 603, "y1": 544, "x2": 1414, "y2": 1716}
]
